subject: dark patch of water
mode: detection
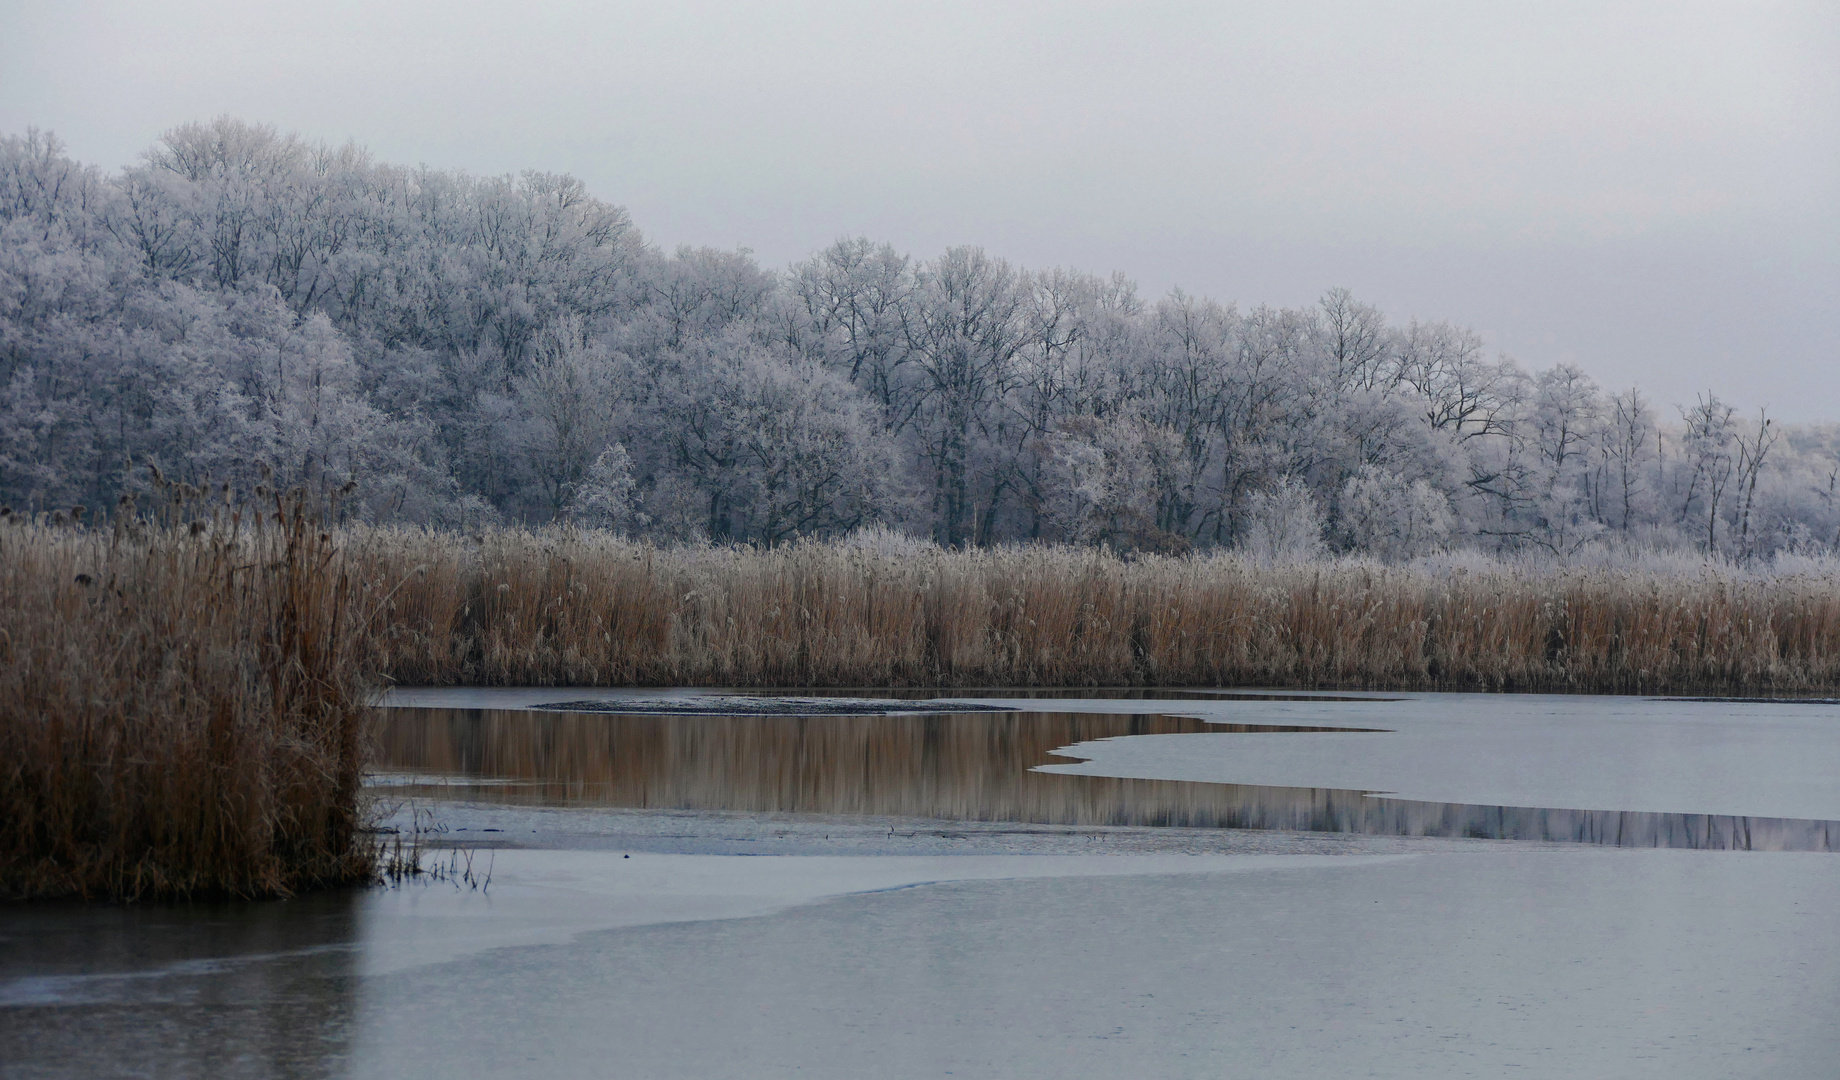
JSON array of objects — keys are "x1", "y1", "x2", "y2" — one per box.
[
  {"x1": 722, "y1": 686, "x2": 1401, "y2": 702},
  {"x1": 0, "y1": 893, "x2": 359, "y2": 1077},
  {"x1": 530, "y1": 696, "x2": 1016, "y2": 716},
  {"x1": 376, "y1": 708, "x2": 1840, "y2": 851}
]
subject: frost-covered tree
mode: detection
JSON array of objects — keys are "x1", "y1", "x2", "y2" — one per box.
[
  {"x1": 5, "y1": 118, "x2": 1838, "y2": 561},
  {"x1": 901, "y1": 247, "x2": 1026, "y2": 546},
  {"x1": 632, "y1": 337, "x2": 897, "y2": 542},
  {"x1": 513, "y1": 315, "x2": 619, "y2": 517},
  {"x1": 566, "y1": 443, "x2": 640, "y2": 530},
  {"x1": 1241, "y1": 475, "x2": 1327, "y2": 564},
  {"x1": 1337, "y1": 465, "x2": 1453, "y2": 560}
]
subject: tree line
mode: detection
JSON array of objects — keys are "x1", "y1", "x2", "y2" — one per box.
[{"x1": 4, "y1": 118, "x2": 1836, "y2": 559}]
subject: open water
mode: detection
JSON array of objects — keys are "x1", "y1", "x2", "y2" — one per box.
[{"x1": 4, "y1": 689, "x2": 1838, "y2": 1078}]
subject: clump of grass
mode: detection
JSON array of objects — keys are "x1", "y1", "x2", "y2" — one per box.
[
  {"x1": 351, "y1": 531, "x2": 1840, "y2": 694},
  {"x1": 0, "y1": 480, "x2": 377, "y2": 900}
]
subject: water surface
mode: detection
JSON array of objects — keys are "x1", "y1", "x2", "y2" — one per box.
[
  {"x1": 9, "y1": 689, "x2": 1840, "y2": 1079},
  {"x1": 376, "y1": 703, "x2": 1840, "y2": 849},
  {"x1": 7, "y1": 848, "x2": 1838, "y2": 1079}
]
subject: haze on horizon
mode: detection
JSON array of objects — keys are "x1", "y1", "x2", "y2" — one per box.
[{"x1": 4, "y1": 0, "x2": 1835, "y2": 418}]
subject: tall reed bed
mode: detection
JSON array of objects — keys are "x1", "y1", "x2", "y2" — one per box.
[
  {"x1": 355, "y1": 530, "x2": 1840, "y2": 694},
  {"x1": 9, "y1": 516, "x2": 1838, "y2": 901},
  {"x1": 0, "y1": 486, "x2": 377, "y2": 900}
]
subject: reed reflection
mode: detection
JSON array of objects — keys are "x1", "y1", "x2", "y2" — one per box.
[{"x1": 377, "y1": 708, "x2": 1839, "y2": 851}]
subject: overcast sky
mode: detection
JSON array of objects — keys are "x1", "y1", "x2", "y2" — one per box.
[{"x1": 5, "y1": 1, "x2": 1836, "y2": 417}]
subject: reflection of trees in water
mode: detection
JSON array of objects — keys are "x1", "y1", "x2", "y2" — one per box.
[
  {"x1": 379, "y1": 709, "x2": 1839, "y2": 850},
  {"x1": 0, "y1": 892, "x2": 361, "y2": 1078}
]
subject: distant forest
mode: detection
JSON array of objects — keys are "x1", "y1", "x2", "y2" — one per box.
[{"x1": 4, "y1": 118, "x2": 1836, "y2": 559}]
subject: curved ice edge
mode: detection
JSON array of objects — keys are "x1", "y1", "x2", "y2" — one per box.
[
  {"x1": 1030, "y1": 761, "x2": 1840, "y2": 851},
  {"x1": 0, "y1": 852, "x2": 1417, "y2": 992}
]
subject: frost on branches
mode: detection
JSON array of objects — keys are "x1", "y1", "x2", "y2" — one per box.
[{"x1": 4, "y1": 120, "x2": 1835, "y2": 562}]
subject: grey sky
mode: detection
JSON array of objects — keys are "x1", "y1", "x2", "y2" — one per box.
[{"x1": 5, "y1": 0, "x2": 1836, "y2": 417}]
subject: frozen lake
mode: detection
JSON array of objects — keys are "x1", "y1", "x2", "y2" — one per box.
[{"x1": 5, "y1": 689, "x2": 1840, "y2": 1077}]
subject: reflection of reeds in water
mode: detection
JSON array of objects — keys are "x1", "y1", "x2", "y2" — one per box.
[
  {"x1": 381, "y1": 709, "x2": 1839, "y2": 851},
  {"x1": 351, "y1": 532, "x2": 1840, "y2": 694},
  {"x1": 383, "y1": 709, "x2": 1217, "y2": 822}
]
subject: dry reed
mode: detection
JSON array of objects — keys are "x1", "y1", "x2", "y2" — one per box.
[
  {"x1": 9, "y1": 516, "x2": 1838, "y2": 901},
  {"x1": 353, "y1": 529, "x2": 1840, "y2": 694},
  {"x1": 0, "y1": 484, "x2": 377, "y2": 900}
]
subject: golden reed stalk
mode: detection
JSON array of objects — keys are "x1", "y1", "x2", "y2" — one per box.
[
  {"x1": 355, "y1": 529, "x2": 1840, "y2": 694},
  {"x1": 0, "y1": 485, "x2": 375, "y2": 900}
]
